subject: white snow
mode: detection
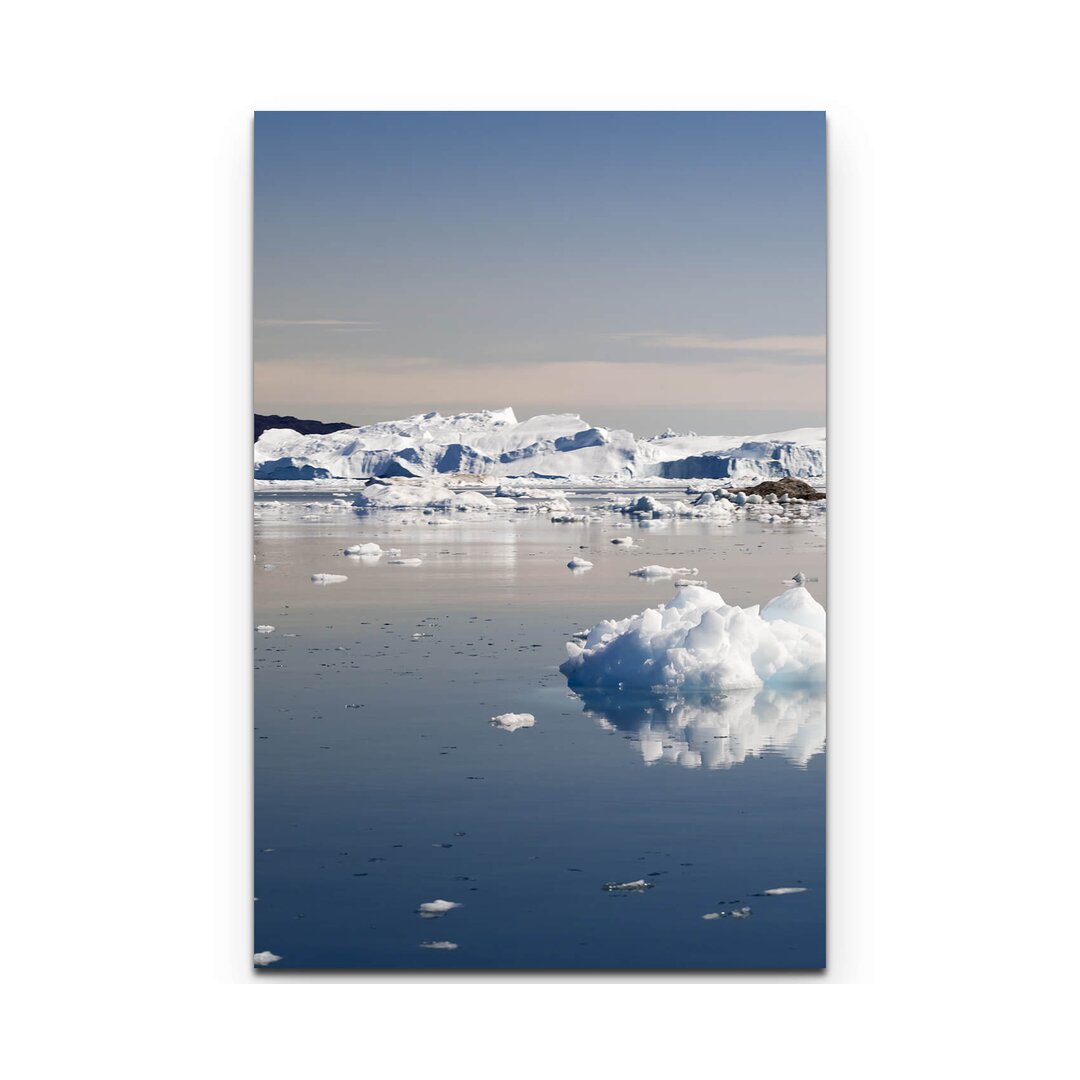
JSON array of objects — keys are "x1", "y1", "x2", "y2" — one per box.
[
  {"x1": 490, "y1": 712, "x2": 535, "y2": 732},
  {"x1": 628, "y1": 565, "x2": 699, "y2": 578},
  {"x1": 310, "y1": 573, "x2": 348, "y2": 585},
  {"x1": 418, "y1": 899, "x2": 461, "y2": 914},
  {"x1": 253, "y1": 951, "x2": 281, "y2": 966},
  {"x1": 561, "y1": 583, "x2": 826, "y2": 691}
]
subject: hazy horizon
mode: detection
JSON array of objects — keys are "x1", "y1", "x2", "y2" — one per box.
[{"x1": 255, "y1": 112, "x2": 825, "y2": 435}]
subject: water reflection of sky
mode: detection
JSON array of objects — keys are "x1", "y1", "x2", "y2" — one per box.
[{"x1": 570, "y1": 687, "x2": 826, "y2": 770}]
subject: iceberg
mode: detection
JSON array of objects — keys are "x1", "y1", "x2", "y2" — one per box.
[
  {"x1": 560, "y1": 584, "x2": 825, "y2": 692},
  {"x1": 255, "y1": 407, "x2": 825, "y2": 483}
]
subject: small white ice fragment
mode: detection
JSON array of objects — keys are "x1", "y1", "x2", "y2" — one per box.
[
  {"x1": 387, "y1": 557, "x2": 422, "y2": 566},
  {"x1": 254, "y1": 951, "x2": 282, "y2": 966},
  {"x1": 702, "y1": 912, "x2": 725, "y2": 920},
  {"x1": 310, "y1": 573, "x2": 348, "y2": 585},
  {"x1": 628, "y1": 565, "x2": 698, "y2": 578},
  {"x1": 610, "y1": 537, "x2": 635, "y2": 546},
  {"x1": 490, "y1": 712, "x2": 535, "y2": 732},
  {"x1": 603, "y1": 879, "x2": 654, "y2": 891},
  {"x1": 418, "y1": 899, "x2": 462, "y2": 914},
  {"x1": 344, "y1": 543, "x2": 382, "y2": 556},
  {"x1": 762, "y1": 887, "x2": 807, "y2": 896},
  {"x1": 255, "y1": 625, "x2": 275, "y2": 634},
  {"x1": 419, "y1": 940, "x2": 458, "y2": 950},
  {"x1": 567, "y1": 557, "x2": 593, "y2": 570}
]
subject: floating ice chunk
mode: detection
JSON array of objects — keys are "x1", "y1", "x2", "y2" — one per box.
[
  {"x1": 344, "y1": 543, "x2": 382, "y2": 556},
  {"x1": 610, "y1": 537, "x2": 635, "y2": 546},
  {"x1": 561, "y1": 584, "x2": 826, "y2": 692},
  {"x1": 255, "y1": 625, "x2": 275, "y2": 634},
  {"x1": 674, "y1": 578, "x2": 707, "y2": 588},
  {"x1": 762, "y1": 887, "x2": 808, "y2": 896},
  {"x1": 490, "y1": 712, "x2": 535, "y2": 732},
  {"x1": 419, "y1": 940, "x2": 458, "y2": 950},
  {"x1": 354, "y1": 484, "x2": 500, "y2": 513},
  {"x1": 387, "y1": 557, "x2": 423, "y2": 566},
  {"x1": 253, "y1": 951, "x2": 282, "y2": 966},
  {"x1": 550, "y1": 513, "x2": 586, "y2": 523},
  {"x1": 418, "y1": 899, "x2": 462, "y2": 914},
  {"x1": 310, "y1": 573, "x2": 348, "y2": 585},
  {"x1": 567, "y1": 557, "x2": 593, "y2": 570},
  {"x1": 629, "y1": 565, "x2": 698, "y2": 578},
  {"x1": 702, "y1": 912, "x2": 725, "y2": 920},
  {"x1": 760, "y1": 584, "x2": 826, "y2": 634},
  {"x1": 731, "y1": 907, "x2": 753, "y2": 918},
  {"x1": 603, "y1": 879, "x2": 654, "y2": 891}
]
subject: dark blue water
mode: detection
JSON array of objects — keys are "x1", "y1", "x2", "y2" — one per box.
[{"x1": 254, "y1": 498, "x2": 826, "y2": 969}]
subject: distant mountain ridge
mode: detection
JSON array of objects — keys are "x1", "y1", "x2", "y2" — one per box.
[
  {"x1": 253, "y1": 407, "x2": 826, "y2": 482},
  {"x1": 254, "y1": 414, "x2": 355, "y2": 442}
]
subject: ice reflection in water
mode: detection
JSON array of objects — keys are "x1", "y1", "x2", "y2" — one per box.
[{"x1": 569, "y1": 686, "x2": 826, "y2": 769}]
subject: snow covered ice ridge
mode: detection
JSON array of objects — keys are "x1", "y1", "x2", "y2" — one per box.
[
  {"x1": 255, "y1": 406, "x2": 825, "y2": 483},
  {"x1": 561, "y1": 582, "x2": 826, "y2": 692}
]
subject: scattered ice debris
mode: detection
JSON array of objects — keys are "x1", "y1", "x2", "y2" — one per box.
[
  {"x1": 561, "y1": 584, "x2": 826, "y2": 691},
  {"x1": 310, "y1": 573, "x2": 348, "y2": 585},
  {"x1": 387, "y1": 557, "x2": 423, "y2": 566},
  {"x1": 567, "y1": 557, "x2": 594, "y2": 570},
  {"x1": 253, "y1": 951, "x2": 282, "y2": 966},
  {"x1": 419, "y1": 940, "x2": 458, "y2": 950},
  {"x1": 603, "y1": 879, "x2": 654, "y2": 891},
  {"x1": 255, "y1": 625, "x2": 275, "y2": 634},
  {"x1": 490, "y1": 712, "x2": 536, "y2": 732},
  {"x1": 418, "y1": 899, "x2": 462, "y2": 914},
  {"x1": 354, "y1": 483, "x2": 500, "y2": 513},
  {"x1": 344, "y1": 542, "x2": 382, "y2": 556},
  {"x1": 762, "y1": 887, "x2": 808, "y2": 896},
  {"x1": 730, "y1": 907, "x2": 753, "y2": 918},
  {"x1": 674, "y1": 578, "x2": 707, "y2": 588},
  {"x1": 628, "y1": 565, "x2": 698, "y2": 578}
]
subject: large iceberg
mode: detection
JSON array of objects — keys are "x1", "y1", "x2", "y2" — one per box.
[
  {"x1": 560, "y1": 584, "x2": 826, "y2": 691},
  {"x1": 255, "y1": 407, "x2": 825, "y2": 483}
]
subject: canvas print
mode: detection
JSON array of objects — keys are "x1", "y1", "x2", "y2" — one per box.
[{"x1": 254, "y1": 111, "x2": 826, "y2": 970}]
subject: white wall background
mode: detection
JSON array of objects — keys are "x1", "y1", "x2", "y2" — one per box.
[{"x1": 3, "y1": 1, "x2": 1077, "y2": 1075}]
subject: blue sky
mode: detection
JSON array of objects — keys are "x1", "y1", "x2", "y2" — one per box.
[{"x1": 255, "y1": 111, "x2": 825, "y2": 435}]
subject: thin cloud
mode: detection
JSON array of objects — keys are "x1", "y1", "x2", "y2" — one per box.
[
  {"x1": 613, "y1": 332, "x2": 826, "y2": 356},
  {"x1": 255, "y1": 319, "x2": 379, "y2": 329}
]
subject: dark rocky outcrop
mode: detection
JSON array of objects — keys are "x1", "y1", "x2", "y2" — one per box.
[
  {"x1": 732, "y1": 478, "x2": 826, "y2": 500},
  {"x1": 254, "y1": 414, "x2": 355, "y2": 441}
]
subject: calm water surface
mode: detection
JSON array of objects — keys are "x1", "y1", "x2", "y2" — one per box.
[{"x1": 254, "y1": 490, "x2": 826, "y2": 969}]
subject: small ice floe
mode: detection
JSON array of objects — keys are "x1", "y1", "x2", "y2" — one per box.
[
  {"x1": 674, "y1": 578, "x2": 707, "y2": 588},
  {"x1": 610, "y1": 537, "x2": 635, "y2": 546},
  {"x1": 730, "y1": 907, "x2": 753, "y2": 918},
  {"x1": 702, "y1": 912, "x2": 726, "y2": 920},
  {"x1": 762, "y1": 887, "x2": 807, "y2": 896},
  {"x1": 551, "y1": 513, "x2": 586, "y2": 523},
  {"x1": 418, "y1": 899, "x2": 461, "y2": 915},
  {"x1": 490, "y1": 712, "x2": 535, "y2": 732},
  {"x1": 603, "y1": 879, "x2": 654, "y2": 891},
  {"x1": 567, "y1": 557, "x2": 593, "y2": 570},
  {"x1": 419, "y1": 940, "x2": 458, "y2": 950},
  {"x1": 628, "y1": 565, "x2": 698, "y2": 578},
  {"x1": 255, "y1": 625, "x2": 275, "y2": 634},
  {"x1": 253, "y1": 951, "x2": 282, "y2": 966},
  {"x1": 310, "y1": 573, "x2": 348, "y2": 585},
  {"x1": 782, "y1": 571, "x2": 807, "y2": 586},
  {"x1": 387, "y1": 557, "x2": 423, "y2": 566},
  {"x1": 344, "y1": 543, "x2": 382, "y2": 557}
]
